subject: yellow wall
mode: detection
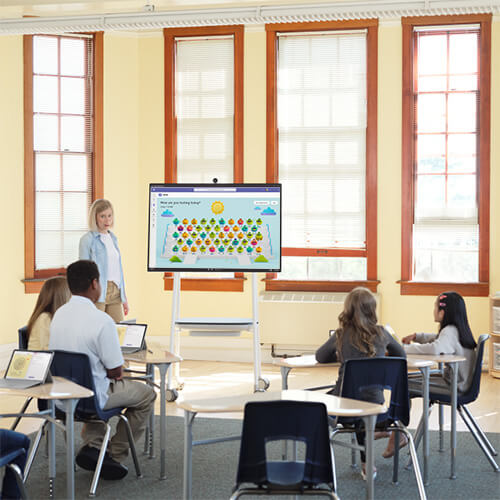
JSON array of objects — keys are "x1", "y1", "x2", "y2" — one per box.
[{"x1": 1, "y1": 19, "x2": 498, "y2": 346}]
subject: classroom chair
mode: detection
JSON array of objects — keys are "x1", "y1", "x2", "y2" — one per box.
[
  {"x1": 45, "y1": 350, "x2": 143, "y2": 497},
  {"x1": 411, "y1": 334, "x2": 499, "y2": 473},
  {"x1": 230, "y1": 400, "x2": 338, "y2": 499},
  {"x1": 0, "y1": 429, "x2": 30, "y2": 500},
  {"x1": 330, "y1": 357, "x2": 426, "y2": 500}
]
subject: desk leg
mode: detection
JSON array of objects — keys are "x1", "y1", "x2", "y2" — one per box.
[
  {"x1": 280, "y1": 367, "x2": 291, "y2": 460},
  {"x1": 183, "y1": 410, "x2": 196, "y2": 500},
  {"x1": 148, "y1": 364, "x2": 155, "y2": 459},
  {"x1": 420, "y1": 366, "x2": 430, "y2": 486},
  {"x1": 364, "y1": 414, "x2": 376, "y2": 500},
  {"x1": 158, "y1": 363, "x2": 169, "y2": 480},
  {"x1": 450, "y1": 362, "x2": 458, "y2": 479},
  {"x1": 62, "y1": 399, "x2": 78, "y2": 500},
  {"x1": 48, "y1": 401, "x2": 56, "y2": 499}
]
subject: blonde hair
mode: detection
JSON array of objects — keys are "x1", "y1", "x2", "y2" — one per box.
[
  {"x1": 88, "y1": 199, "x2": 114, "y2": 232},
  {"x1": 27, "y1": 277, "x2": 71, "y2": 338},
  {"x1": 336, "y1": 287, "x2": 382, "y2": 358}
]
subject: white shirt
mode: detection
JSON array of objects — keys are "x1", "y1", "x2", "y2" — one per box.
[
  {"x1": 49, "y1": 295, "x2": 124, "y2": 408},
  {"x1": 100, "y1": 231, "x2": 121, "y2": 287}
]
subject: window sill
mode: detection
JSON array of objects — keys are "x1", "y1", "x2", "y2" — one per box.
[
  {"x1": 399, "y1": 281, "x2": 489, "y2": 297},
  {"x1": 263, "y1": 279, "x2": 380, "y2": 293},
  {"x1": 163, "y1": 276, "x2": 246, "y2": 292},
  {"x1": 22, "y1": 279, "x2": 46, "y2": 294}
]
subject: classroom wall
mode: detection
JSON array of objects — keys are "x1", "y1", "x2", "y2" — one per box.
[{"x1": 0, "y1": 17, "x2": 499, "y2": 349}]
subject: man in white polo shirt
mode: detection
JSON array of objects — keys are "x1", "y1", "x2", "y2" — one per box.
[{"x1": 49, "y1": 260, "x2": 156, "y2": 480}]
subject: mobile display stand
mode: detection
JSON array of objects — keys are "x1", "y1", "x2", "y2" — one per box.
[{"x1": 165, "y1": 272, "x2": 269, "y2": 401}]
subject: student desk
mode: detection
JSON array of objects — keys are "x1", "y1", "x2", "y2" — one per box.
[
  {"x1": 123, "y1": 346, "x2": 181, "y2": 479},
  {"x1": 0, "y1": 377, "x2": 93, "y2": 500},
  {"x1": 406, "y1": 354, "x2": 466, "y2": 484},
  {"x1": 272, "y1": 354, "x2": 339, "y2": 390},
  {"x1": 177, "y1": 389, "x2": 386, "y2": 500}
]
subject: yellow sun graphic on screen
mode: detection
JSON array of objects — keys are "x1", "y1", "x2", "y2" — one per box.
[{"x1": 211, "y1": 201, "x2": 225, "y2": 215}]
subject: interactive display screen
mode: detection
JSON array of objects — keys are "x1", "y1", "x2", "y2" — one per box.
[{"x1": 148, "y1": 184, "x2": 281, "y2": 272}]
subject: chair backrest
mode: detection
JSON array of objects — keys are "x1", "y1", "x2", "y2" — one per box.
[
  {"x1": 49, "y1": 350, "x2": 101, "y2": 419},
  {"x1": 458, "y1": 334, "x2": 489, "y2": 404},
  {"x1": 340, "y1": 357, "x2": 410, "y2": 426},
  {"x1": 18, "y1": 326, "x2": 28, "y2": 349},
  {"x1": 235, "y1": 400, "x2": 334, "y2": 488}
]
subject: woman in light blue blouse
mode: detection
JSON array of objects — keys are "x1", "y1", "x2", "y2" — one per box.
[{"x1": 79, "y1": 199, "x2": 128, "y2": 322}]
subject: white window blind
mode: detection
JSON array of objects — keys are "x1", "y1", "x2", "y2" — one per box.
[
  {"x1": 277, "y1": 30, "x2": 367, "y2": 281},
  {"x1": 174, "y1": 35, "x2": 235, "y2": 278},
  {"x1": 413, "y1": 27, "x2": 479, "y2": 282},
  {"x1": 33, "y1": 35, "x2": 93, "y2": 270},
  {"x1": 175, "y1": 36, "x2": 234, "y2": 184}
]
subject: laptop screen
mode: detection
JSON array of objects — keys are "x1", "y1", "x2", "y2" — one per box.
[
  {"x1": 5, "y1": 350, "x2": 53, "y2": 381},
  {"x1": 116, "y1": 324, "x2": 147, "y2": 348}
]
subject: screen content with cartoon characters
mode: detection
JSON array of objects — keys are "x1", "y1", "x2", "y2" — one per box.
[{"x1": 148, "y1": 184, "x2": 281, "y2": 272}]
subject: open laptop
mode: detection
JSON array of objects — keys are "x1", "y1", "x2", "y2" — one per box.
[
  {"x1": 0, "y1": 349, "x2": 54, "y2": 389},
  {"x1": 116, "y1": 323, "x2": 147, "y2": 354}
]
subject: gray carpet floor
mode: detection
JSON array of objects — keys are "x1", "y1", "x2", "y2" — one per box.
[{"x1": 24, "y1": 416, "x2": 500, "y2": 499}]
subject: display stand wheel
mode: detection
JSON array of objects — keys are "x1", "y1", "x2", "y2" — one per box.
[
  {"x1": 256, "y1": 377, "x2": 270, "y2": 392},
  {"x1": 166, "y1": 388, "x2": 179, "y2": 402}
]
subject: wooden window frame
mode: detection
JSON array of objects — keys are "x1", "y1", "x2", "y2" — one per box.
[
  {"x1": 400, "y1": 15, "x2": 491, "y2": 297},
  {"x1": 23, "y1": 32, "x2": 103, "y2": 294},
  {"x1": 163, "y1": 25, "x2": 245, "y2": 292},
  {"x1": 264, "y1": 20, "x2": 379, "y2": 293}
]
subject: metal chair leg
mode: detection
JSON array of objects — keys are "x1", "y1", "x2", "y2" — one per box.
[
  {"x1": 461, "y1": 405, "x2": 498, "y2": 456},
  {"x1": 89, "y1": 423, "x2": 112, "y2": 498},
  {"x1": 119, "y1": 414, "x2": 142, "y2": 478},
  {"x1": 9, "y1": 463, "x2": 29, "y2": 500},
  {"x1": 23, "y1": 422, "x2": 46, "y2": 480},
  {"x1": 438, "y1": 403, "x2": 444, "y2": 452},
  {"x1": 399, "y1": 425, "x2": 427, "y2": 500}
]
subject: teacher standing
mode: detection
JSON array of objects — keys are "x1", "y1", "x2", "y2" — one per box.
[{"x1": 79, "y1": 199, "x2": 128, "y2": 322}]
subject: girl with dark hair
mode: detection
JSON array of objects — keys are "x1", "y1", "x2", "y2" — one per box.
[
  {"x1": 402, "y1": 291, "x2": 476, "y2": 394},
  {"x1": 315, "y1": 287, "x2": 406, "y2": 479}
]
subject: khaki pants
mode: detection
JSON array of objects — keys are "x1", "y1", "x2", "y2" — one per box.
[
  {"x1": 82, "y1": 379, "x2": 156, "y2": 462},
  {"x1": 96, "y1": 281, "x2": 124, "y2": 323}
]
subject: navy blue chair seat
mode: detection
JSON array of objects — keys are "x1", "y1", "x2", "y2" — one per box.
[
  {"x1": 0, "y1": 430, "x2": 29, "y2": 499},
  {"x1": 230, "y1": 400, "x2": 338, "y2": 499}
]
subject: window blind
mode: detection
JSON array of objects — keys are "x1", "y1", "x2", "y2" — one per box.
[
  {"x1": 33, "y1": 35, "x2": 93, "y2": 270},
  {"x1": 277, "y1": 31, "x2": 367, "y2": 250},
  {"x1": 412, "y1": 27, "x2": 479, "y2": 282}
]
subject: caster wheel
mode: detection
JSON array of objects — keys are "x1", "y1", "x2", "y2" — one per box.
[
  {"x1": 256, "y1": 377, "x2": 270, "y2": 392},
  {"x1": 166, "y1": 388, "x2": 178, "y2": 402}
]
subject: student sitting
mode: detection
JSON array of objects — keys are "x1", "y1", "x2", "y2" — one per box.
[{"x1": 49, "y1": 260, "x2": 156, "y2": 480}]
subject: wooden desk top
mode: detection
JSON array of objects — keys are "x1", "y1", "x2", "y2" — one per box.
[
  {"x1": 0, "y1": 376, "x2": 93, "y2": 400},
  {"x1": 272, "y1": 355, "x2": 339, "y2": 369},
  {"x1": 123, "y1": 346, "x2": 182, "y2": 365},
  {"x1": 177, "y1": 389, "x2": 386, "y2": 418}
]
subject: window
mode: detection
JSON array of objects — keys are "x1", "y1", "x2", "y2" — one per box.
[
  {"x1": 265, "y1": 20, "x2": 378, "y2": 292},
  {"x1": 401, "y1": 15, "x2": 491, "y2": 296},
  {"x1": 24, "y1": 33, "x2": 103, "y2": 293},
  {"x1": 164, "y1": 26, "x2": 244, "y2": 291}
]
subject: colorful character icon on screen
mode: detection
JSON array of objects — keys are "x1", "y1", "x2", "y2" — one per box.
[
  {"x1": 233, "y1": 225, "x2": 239, "y2": 232},
  {"x1": 209, "y1": 232, "x2": 216, "y2": 239},
  {"x1": 196, "y1": 238, "x2": 202, "y2": 246},
  {"x1": 173, "y1": 218, "x2": 180, "y2": 225},
  {"x1": 205, "y1": 225, "x2": 211, "y2": 231},
  {"x1": 186, "y1": 238, "x2": 193, "y2": 246},
  {"x1": 242, "y1": 225, "x2": 248, "y2": 232},
  {"x1": 200, "y1": 245, "x2": 207, "y2": 253},
  {"x1": 218, "y1": 232, "x2": 224, "y2": 239},
  {"x1": 237, "y1": 218, "x2": 244, "y2": 225},
  {"x1": 214, "y1": 239, "x2": 221, "y2": 246},
  {"x1": 256, "y1": 218, "x2": 262, "y2": 225},
  {"x1": 228, "y1": 218, "x2": 234, "y2": 225},
  {"x1": 214, "y1": 225, "x2": 220, "y2": 232},
  {"x1": 228, "y1": 232, "x2": 234, "y2": 239},
  {"x1": 246, "y1": 246, "x2": 253, "y2": 253},
  {"x1": 172, "y1": 245, "x2": 179, "y2": 253},
  {"x1": 224, "y1": 225, "x2": 230, "y2": 232},
  {"x1": 223, "y1": 238, "x2": 230, "y2": 246},
  {"x1": 182, "y1": 232, "x2": 188, "y2": 239},
  {"x1": 200, "y1": 218, "x2": 207, "y2": 225},
  {"x1": 182, "y1": 245, "x2": 189, "y2": 253},
  {"x1": 251, "y1": 239, "x2": 257, "y2": 246},
  {"x1": 209, "y1": 246, "x2": 216, "y2": 253},
  {"x1": 187, "y1": 225, "x2": 193, "y2": 232},
  {"x1": 191, "y1": 246, "x2": 197, "y2": 253},
  {"x1": 191, "y1": 231, "x2": 197, "y2": 238},
  {"x1": 177, "y1": 238, "x2": 183, "y2": 245},
  {"x1": 170, "y1": 255, "x2": 182, "y2": 263},
  {"x1": 177, "y1": 225, "x2": 184, "y2": 231},
  {"x1": 237, "y1": 246, "x2": 244, "y2": 254},
  {"x1": 256, "y1": 232, "x2": 263, "y2": 241},
  {"x1": 172, "y1": 231, "x2": 179, "y2": 239},
  {"x1": 209, "y1": 218, "x2": 216, "y2": 225},
  {"x1": 232, "y1": 238, "x2": 239, "y2": 246},
  {"x1": 246, "y1": 218, "x2": 253, "y2": 225},
  {"x1": 205, "y1": 239, "x2": 211, "y2": 245},
  {"x1": 183, "y1": 218, "x2": 189, "y2": 225},
  {"x1": 255, "y1": 246, "x2": 262, "y2": 253},
  {"x1": 241, "y1": 239, "x2": 248, "y2": 246},
  {"x1": 200, "y1": 232, "x2": 207, "y2": 239},
  {"x1": 251, "y1": 226, "x2": 258, "y2": 232},
  {"x1": 254, "y1": 255, "x2": 268, "y2": 263},
  {"x1": 219, "y1": 218, "x2": 225, "y2": 225},
  {"x1": 196, "y1": 225, "x2": 202, "y2": 232},
  {"x1": 228, "y1": 246, "x2": 234, "y2": 253},
  {"x1": 191, "y1": 218, "x2": 197, "y2": 225},
  {"x1": 218, "y1": 245, "x2": 225, "y2": 253}
]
